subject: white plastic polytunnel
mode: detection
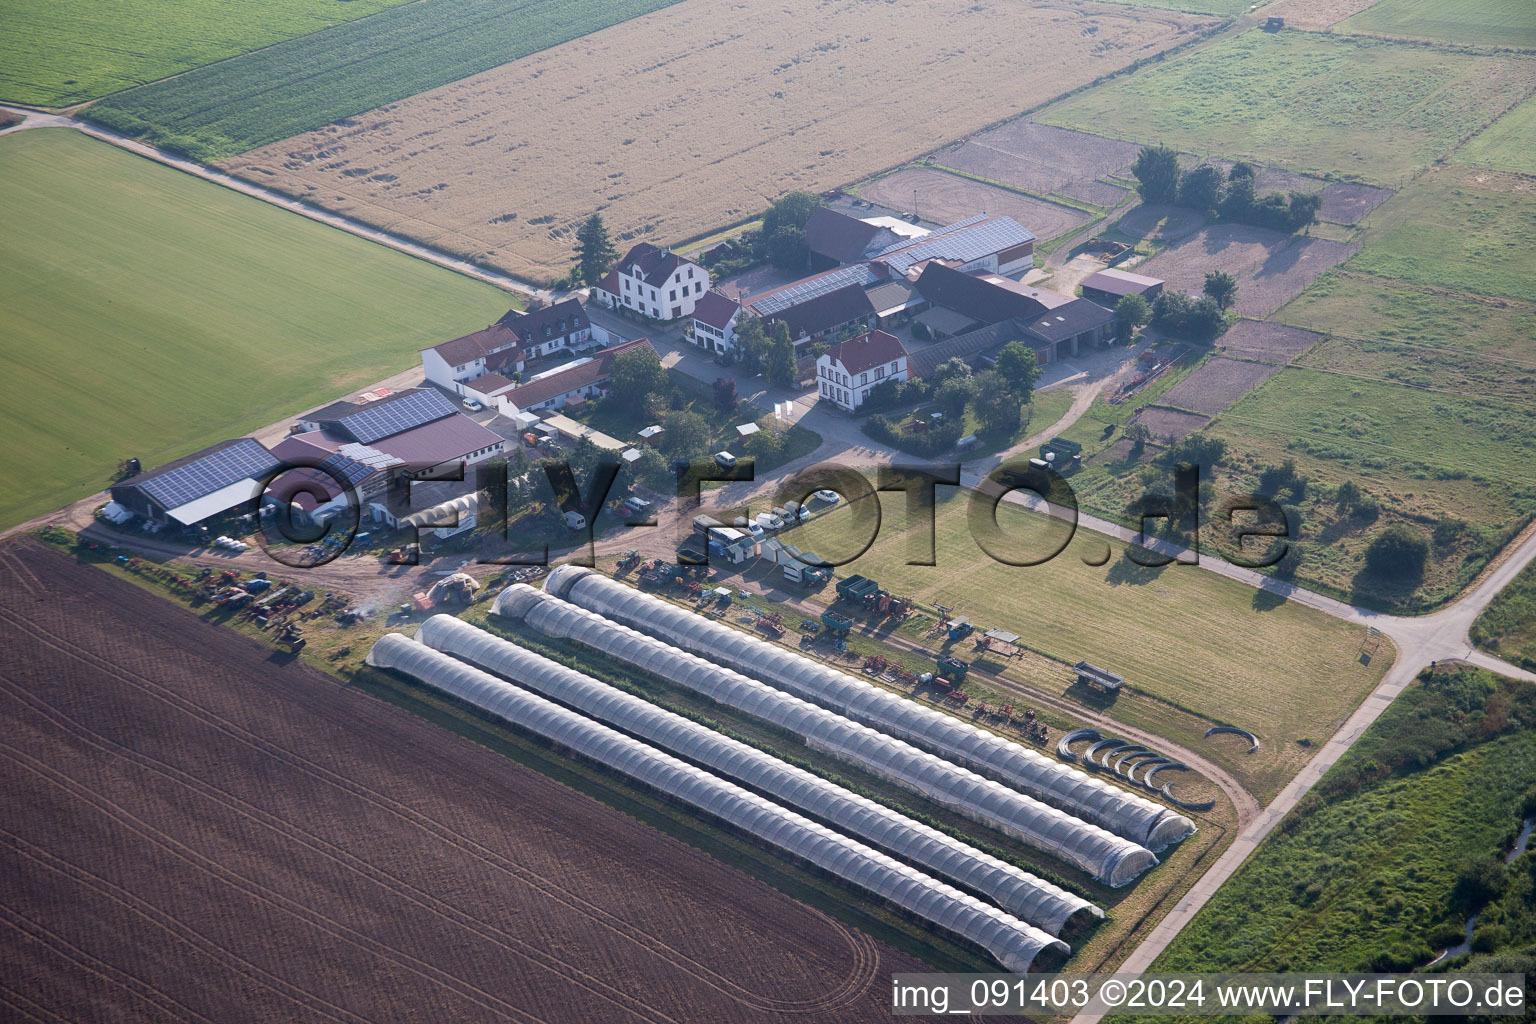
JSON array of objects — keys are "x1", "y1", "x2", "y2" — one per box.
[
  {"x1": 366, "y1": 632, "x2": 1069, "y2": 973},
  {"x1": 401, "y1": 492, "x2": 478, "y2": 529},
  {"x1": 419, "y1": 611, "x2": 1103, "y2": 932},
  {"x1": 494, "y1": 585, "x2": 1154, "y2": 889},
  {"x1": 544, "y1": 566, "x2": 1195, "y2": 851}
]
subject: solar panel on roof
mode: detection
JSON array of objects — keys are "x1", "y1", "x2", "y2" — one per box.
[
  {"x1": 338, "y1": 389, "x2": 456, "y2": 443},
  {"x1": 877, "y1": 217, "x2": 1037, "y2": 275},
  {"x1": 749, "y1": 264, "x2": 881, "y2": 317},
  {"x1": 318, "y1": 452, "x2": 376, "y2": 487},
  {"x1": 138, "y1": 440, "x2": 281, "y2": 510}
]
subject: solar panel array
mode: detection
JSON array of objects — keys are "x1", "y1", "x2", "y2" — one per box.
[
  {"x1": 138, "y1": 440, "x2": 281, "y2": 510},
  {"x1": 875, "y1": 216, "x2": 1037, "y2": 276},
  {"x1": 337, "y1": 442, "x2": 405, "y2": 470},
  {"x1": 318, "y1": 452, "x2": 377, "y2": 488},
  {"x1": 869, "y1": 213, "x2": 988, "y2": 259},
  {"x1": 338, "y1": 389, "x2": 456, "y2": 443},
  {"x1": 747, "y1": 264, "x2": 882, "y2": 317}
]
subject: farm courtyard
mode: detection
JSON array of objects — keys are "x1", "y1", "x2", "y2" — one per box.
[{"x1": 221, "y1": 0, "x2": 1215, "y2": 282}]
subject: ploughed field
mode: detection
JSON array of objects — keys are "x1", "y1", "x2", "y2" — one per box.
[
  {"x1": 218, "y1": 0, "x2": 1214, "y2": 282},
  {"x1": 0, "y1": 539, "x2": 912, "y2": 1022}
]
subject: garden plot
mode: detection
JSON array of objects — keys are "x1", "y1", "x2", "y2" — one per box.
[
  {"x1": 1217, "y1": 320, "x2": 1321, "y2": 365},
  {"x1": 224, "y1": 0, "x2": 1212, "y2": 282},
  {"x1": 1160, "y1": 357, "x2": 1281, "y2": 416},
  {"x1": 1318, "y1": 182, "x2": 1392, "y2": 224},
  {"x1": 1139, "y1": 225, "x2": 1358, "y2": 318},
  {"x1": 933, "y1": 122, "x2": 1142, "y2": 202},
  {"x1": 861, "y1": 168, "x2": 1092, "y2": 241},
  {"x1": 1134, "y1": 407, "x2": 1210, "y2": 442},
  {"x1": 1112, "y1": 204, "x2": 1208, "y2": 242}
]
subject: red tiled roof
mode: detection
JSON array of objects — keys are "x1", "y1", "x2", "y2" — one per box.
[
  {"x1": 803, "y1": 207, "x2": 890, "y2": 264},
  {"x1": 505, "y1": 337, "x2": 658, "y2": 410},
  {"x1": 618, "y1": 242, "x2": 696, "y2": 288},
  {"x1": 428, "y1": 323, "x2": 524, "y2": 368},
  {"x1": 495, "y1": 297, "x2": 588, "y2": 342},
  {"x1": 758, "y1": 284, "x2": 875, "y2": 341},
  {"x1": 370, "y1": 414, "x2": 505, "y2": 468},
  {"x1": 913, "y1": 262, "x2": 1048, "y2": 326},
  {"x1": 691, "y1": 289, "x2": 741, "y2": 330},
  {"x1": 825, "y1": 330, "x2": 908, "y2": 375},
  {"x1": 464, "y1": 373, "x2": 516, "y2": 395}
]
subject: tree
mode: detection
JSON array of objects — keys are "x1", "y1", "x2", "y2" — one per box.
[
  {"x1": 994, "y1": 341, "x2": 1041, "y2": 400},
  {"x1": 1203, "y1": 270, "x2": 1239, "y2": 311},
  {"x1": 1131, "y1": 144, "x2": 1180, "y2": 204},
  {"x1": 972, "y1": 371, "x2": 1022, "y2": 436},
  {"x1": 929, "y1": 356, "x2": 973, "y2": 386},
  {"x1": 763, "y1": 321, "x2": 797, "y2": 389},
  {"x1": 765, "y1": 225, "x2": 808, "y2": 269},
  {"x1": 1287, "y1": 191, "x2": 1323, "y2": 231},
  {"x1": 1114, "y1": 293, "x2": 1151, "y2": 340},
  {"x1": 1126, "y1": 421, "x2": 1152, "y2": 458},
  {"x1": 660, "y1": 409, "x2": 711, "y2": 459},
  {"x1": 572, "y1": 213, "x2": 618, "y2": 287},
  {"x1": 1228, "y1": 160, "x2": 1256, "y2": 181},
  {"x1": 1335, "y1": 479, "x2": 1362, "y2": 511},
  {"x1": 735, "y1": 316, "x2": 769, "y2": 375},
  {"x1": 742, "y1": 426, "x2": 785, "y2": 464},
  {"x1": 1177, "y1": 164, "x2": 1223, "y2": 214},
  {"x1": 760, "y1": 191, "x2": 822, "y2": 238},
  {"x1": 933, "y1": 375, "x2": 974, "y2": 421},
  {"x1": 712, "y1": 376, "x2": 737, "y2": 414},
  {"x1": 1364, "y1": 524, "x2": 1429, "y2": 582},
  {"x1": 606, "y1": 349, "x2": 670, "y2": 418},
  {"x1": 1218, "y1": 173, "x2": 1257, "y2": 221},
  {"x1": 1186, "y1": 295, "x2": 1227, "y2": 341}
]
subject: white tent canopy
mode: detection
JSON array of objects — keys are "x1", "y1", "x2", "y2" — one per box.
[
  {"x1": 544, "y1": 566, "x2": 1194, "y2": 851},
  {"x1": 366, "y1": 632, "x2": 1067, "y2": 973},
  {"x1": 422, "y1": 610, "x2": 1103, "y2": 929}
]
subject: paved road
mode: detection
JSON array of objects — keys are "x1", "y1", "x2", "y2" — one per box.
[{"x1": 9, "y1": 99, "x2": 1536, "y2": 991}]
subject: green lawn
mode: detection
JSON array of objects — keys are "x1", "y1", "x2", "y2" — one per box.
[
  {"x1": 1455, "y1": 93, "x2": 1536, "y2": 177},
  {"x1": 0, "y1": 129, "x2": 512, "y2": 529},
  {"x1": 1339, "y1": 0, "x2": 1536, "y2": 49},
  {"x1": 1472, "y1": 560, "x2": 1536, "y2": 672},
  {"x1": 1038, "y1": 30, "x2": 1536, "y2": 186},
  {"x1": 1280, "y1": 272, "x2": 1536, "y2": 410},
  {"x1": 789, "y1": 490, "x2": 1388, "y2": 798},
  {"x1": 86, "y1": 0, "x2": 689, "y2": 161},
  {"x1": 1345, "y1": 166, "x2": 1536, "y2": 301},
  {"x1": 1146, "y1": 666, "x2": 1536, "y2": 986},
  {"x1": 0, "y1": 0, "x2": 411, "y2": 107}
]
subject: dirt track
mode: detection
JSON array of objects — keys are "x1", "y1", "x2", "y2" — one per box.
[{"x1": 0, "y1": 538, "x2": 915, "y2": 1023}]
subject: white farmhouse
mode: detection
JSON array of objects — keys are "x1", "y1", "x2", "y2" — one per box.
[
  {"x1": 690, "y1": 289, "x2": 743, "y2": 355},
  {"x1": 593, "y1": 242, "x2": 709, "y2": 320},
  {"x1": 815, "y1": 329, "x2": 909, "y2": 412}
]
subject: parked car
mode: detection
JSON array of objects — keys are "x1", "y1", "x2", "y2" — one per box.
[
  {"x1": 755, "y1": 511, "x2": 786, "y2": 532},
  {"x1": 812, "y1": 489, "x2": 841, "y2": 506},
  {"x1": 562, "y1": 510, "x2": 587, "y2": 530},
  {"x1": 462, "y1": 398, "x2": 484, "y2": 412},
  {"x1": 714, "y1": 450, "x2": 738, "y2": 469},
  {"x1": 732, "y1": 517, "x2": 766, "y2": 542}
]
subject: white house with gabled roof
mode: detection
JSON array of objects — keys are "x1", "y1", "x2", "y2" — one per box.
[{"x1": 815, "y1": 329, "x2": 909, "y2": 412}]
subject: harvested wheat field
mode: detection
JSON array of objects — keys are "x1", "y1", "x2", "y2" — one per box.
[
  {"x1": 224, "y1": 0, "x2": 1214, "y2": 282},
  {"x1": 862, "y1": 167, "x2": 1093, "y2": 240},
  {"x1": 1160, "y1": 356, "x2": 1281, "y2": 416},
  {"x1": 1139, "y1": 225, "x2": 1358, "y2": 318},
  {"x1": 0, "y1": 539, "x2": 914, "y2": 1022}
]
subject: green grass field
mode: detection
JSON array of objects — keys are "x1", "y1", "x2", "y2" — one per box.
[
  {"x1": 788, "y1": 491, "x2": 1387, "y2": 796},
  {"x1": 1146, "y1": 666, "x2": 1536, "y2": 986},
  {"x1": 1472, "y1": 560, "x2": 1536, "y2": 672},
  {"x1": 1205, "y1": 367, "x2": 1536, "y2": 606},
  {"x1": 1280, "y1": 272, "x2": 1536, "y2": 410},
  {"x1": 86, "y1": 0, "x2": 689, "y2": 161},
  {"x1": 1345, "y1": 166, "x2": 1536, "y2": 301},
  {"x1": 0, "y1": 0, "x2": 411, "y2": 107},
  {"x1": 1038, "y1": 30, "x2": 1536, "y2": 185},
  {"x1": 0, "y1": 129, "x2": 512, "y2": 529},
  {"x1": 1455, "y1": 94, "x2": 1536, "y2": 176},
  {"x1": 1339, "y1": 0, "x2": 1536, "y2": 49}
]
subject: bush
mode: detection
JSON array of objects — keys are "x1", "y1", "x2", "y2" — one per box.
[{"x1": 1363, "y1": 524, "x2": 1429, "y2": 582}]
